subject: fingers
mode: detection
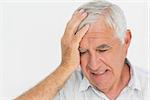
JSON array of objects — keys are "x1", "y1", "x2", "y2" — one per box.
[
  {"x1": 60, "y1": 9, "x2": 89, "y2": 68},
  {"x1": 65, "y1": 9, "x2": 88, "y2": 36},
  {"x1": 74, "y1": 24, "x2": 90, "y2": 44}
]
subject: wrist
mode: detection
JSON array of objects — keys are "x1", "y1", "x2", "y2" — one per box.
[{"x1": 59, "y1": 62, "x2": 77, "y2": 73}]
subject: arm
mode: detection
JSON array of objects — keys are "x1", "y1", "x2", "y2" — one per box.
[{"x1": 15, "y1": 9, "x2": 89, "y2": 100}]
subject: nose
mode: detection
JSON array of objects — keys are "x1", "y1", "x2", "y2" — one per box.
[{"x1": 88, "y1": 52, "x2": 101, "y2": 71}]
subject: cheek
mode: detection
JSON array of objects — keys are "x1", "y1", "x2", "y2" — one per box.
[
  {"x1": 104, "y1": 49, "x2": 125, "y2": 76},
  {"x1": 112, "y1": 49, "x2": 126, "y2": 67}
]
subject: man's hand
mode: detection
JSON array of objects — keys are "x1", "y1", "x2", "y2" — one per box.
[
  {"x1": 15, "y1": 9, "x2": 89, "y2": 100},
  {"x1": 61, "y1": 9, "x2": 89, "y2": 70}
]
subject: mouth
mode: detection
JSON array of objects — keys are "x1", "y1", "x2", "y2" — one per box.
[{"x1": 91, "y1": 69, "x2": 109, "y2": 76}]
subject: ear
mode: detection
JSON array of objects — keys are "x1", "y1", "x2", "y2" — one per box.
[{"x1": 124, "y1": 29, "x2": 132, "y2": 52}]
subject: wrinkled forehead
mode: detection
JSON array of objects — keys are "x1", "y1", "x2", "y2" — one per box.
[
  {"x1": 83, "y1": 17, "x2": 116, "y2": 39},
  {"x1": 79, "y1": 18, "x2": 120, "y2": 48}
]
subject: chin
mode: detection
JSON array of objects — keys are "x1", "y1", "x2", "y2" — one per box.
[{"x1": 87, "y1": 71, "x2": 114, "y2": 92}]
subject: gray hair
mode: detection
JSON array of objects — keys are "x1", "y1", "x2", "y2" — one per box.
[{"x1": 76, "y1": 0, "x2": 127, "y2": 42}]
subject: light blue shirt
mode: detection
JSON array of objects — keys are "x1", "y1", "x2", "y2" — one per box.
[{"x1": 54, "y1": 59, "x2": 150, "y2": 100}]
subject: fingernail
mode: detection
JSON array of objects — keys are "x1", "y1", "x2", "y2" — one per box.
[
  {"x1": 79, "y1": 9, "x2": 84, "y2": 13},
  {"x1": 85, "y1": 24, "x2": 90, "y2": 28},
  {"x1": 82, "y1": 12, "x2": 87, "y2": 16}
]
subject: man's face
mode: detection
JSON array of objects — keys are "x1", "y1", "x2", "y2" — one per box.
[{"x1": 79, "y1": 16, "x2": 128, "y2": 92}]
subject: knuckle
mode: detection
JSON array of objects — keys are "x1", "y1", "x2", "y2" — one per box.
[
  {"x1": 67, "y1": 25, "x2": 74, "y2": 31},
  {"x1": 66, "y1": 22, "x2": 74, "y2": 31},
  {"x1": 72, "y1": 37, "x2": 78, "y2": 44}
]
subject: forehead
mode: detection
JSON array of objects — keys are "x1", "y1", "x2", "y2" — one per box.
[
  {"x1": 84, "y1": 16, "x2": 115, "y2": 38},
  {"x1": 80, "y1": 16, "x2": 119, "y2": 47}
]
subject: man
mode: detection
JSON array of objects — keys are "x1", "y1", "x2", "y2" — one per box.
[{"x1": 16, "y1": 0, "x2": 149, "y2": 100}]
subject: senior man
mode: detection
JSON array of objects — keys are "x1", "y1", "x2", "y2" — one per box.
[{"x1": 16, "y1": 0, "x2": 149, "y2": 100}]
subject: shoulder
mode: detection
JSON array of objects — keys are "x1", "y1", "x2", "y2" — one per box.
[
  {"x1": 134, "y1": 66, "x2": 149, "y2": 83},
  {"x1": 133, "y1": 66, "x2": 150, "y2": 98}
]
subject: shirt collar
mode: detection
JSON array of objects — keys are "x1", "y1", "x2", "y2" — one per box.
[
  {"x1": 79, "y1": 58, "x2": 142, "y2": 92},
  {"x1": 79, "y1": 75, "x2": 91, "y2": 92}
]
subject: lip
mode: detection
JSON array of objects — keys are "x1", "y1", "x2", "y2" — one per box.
[{"x1": 90, "y1": 69, "x2": 109, "y2": 77}]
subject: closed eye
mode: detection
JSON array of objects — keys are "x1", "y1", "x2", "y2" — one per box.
[
  {"x1": 96, "y1": 44, "x2": 112, "y2": 53},
  {"x1": 97, "y1": 49, "x2": 108, "y2": 52}
]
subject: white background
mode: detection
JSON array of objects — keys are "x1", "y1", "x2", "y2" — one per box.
[{"x1": 0, "y1": 0, "x2": 149, "y2": 99}]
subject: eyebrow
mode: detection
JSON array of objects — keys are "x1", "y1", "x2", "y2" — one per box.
[{"x1": 96, "y1": 44, "x2": 112, "y2": 49}]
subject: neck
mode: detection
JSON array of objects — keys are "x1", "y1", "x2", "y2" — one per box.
[{"x1": 106, "y1": 63, "x2": 131, "y2": 100}]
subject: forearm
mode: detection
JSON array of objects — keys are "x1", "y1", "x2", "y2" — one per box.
[
  {"x1": 16, "y1": 9, "x2": 88, "y2": 100},
  {"x1": 15, "y1": 64, "x2": 74, "y2": 100}
]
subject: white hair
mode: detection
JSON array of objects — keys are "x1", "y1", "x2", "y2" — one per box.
[{"x1": 76, "y1": 0, "x2": 127, "y2": 42}]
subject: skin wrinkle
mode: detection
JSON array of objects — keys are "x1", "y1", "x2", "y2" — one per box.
[
  {"x1": 79, "y1": 15, "x2": 131, "y2": 99},
  {"x1": 79, "y1": 35, "x2": 120, "y2": 54}
]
